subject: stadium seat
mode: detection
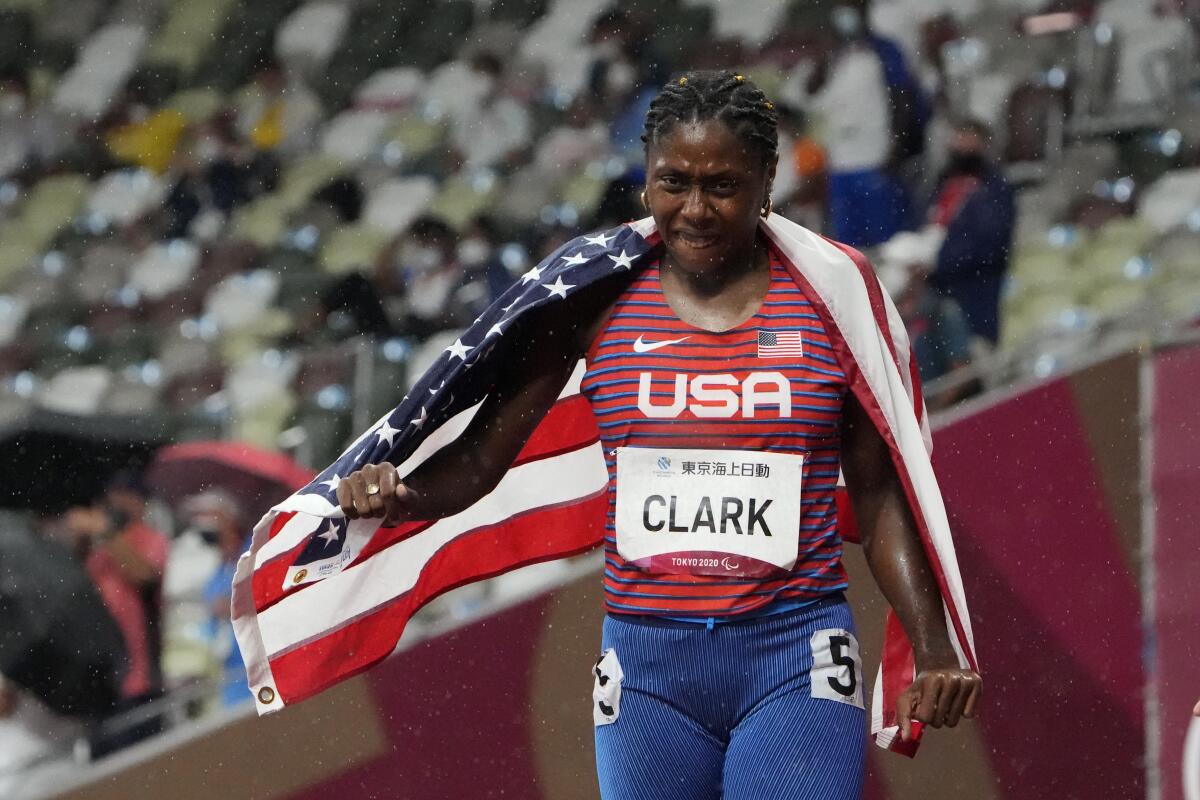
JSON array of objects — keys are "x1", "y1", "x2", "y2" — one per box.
[
  {"x1": 163, "y1": 87, "x2": 226, "y2": 123},
  {"x1": 428, "y1": 170, "x2": 502, "y2": 230},
  {"x1": 0, "y1": 173, "x2": 89, "y2": 290},
  {"x1": 319, "y1": 110, "x2": 393, "y2": 164},
  {"x1": 362, "y1": 177, "x2": 438, "y2": 238},
  {"x1": 318, "y1": 224, "x2": 389, "y2": 276},
  {"x1": 87, "y1": 169, "x2": 170, "y2": 226},
  {"x1": 52, "y1": 23, "x2": 148, "y2": 120},
  {"x1": 275, "y1": 1, "x2": 351, "y2": 77},
  {"x1": 1138, "y1": 168, "x2": 1200, "y2": 233},
  {"x1": 143, "y1": 0, "x2": 236, "y2": 78}
]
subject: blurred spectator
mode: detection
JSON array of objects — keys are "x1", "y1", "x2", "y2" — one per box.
[
  {"x1": 161, "y1": 494, "x2": 225, "y2": 693},
  {"x1": 791, "y1": 0, "x2": 911, "y2": 247},
  {"x1": 162, "y1": 123, "x2": 251, "y2": 239},
  {"x1": 459, "y1": 214, "x2": 518, "y2": 304},
  {"x1": 883, "y1": 258, "x2": 975, "y2": 407},
  {"x1": 774, "y1": 105, "x2": 828, "y2": 233},
  {"x1": 586, "y1": 9, "x2": 664, "y2": 157},
  {"x1": 926, "y1": 118, "x2": 1015, "y2": 344},
  {"x1": 105, "y1": 107, "x2": 188, "y2": 175},
  {"x1": 310, "y1": 175, "x2": 364, "y2": 224},
  {"x1": 170, "y1": 491, "x2": 248, "y2": 708},
  {"x1": 0, "y1": 68, "x2": 38, "y2": 180},
  {"x1": 376, "y1": 215, "x2": 489, "y2": 337},
  {"x1": 449, "y1": 53, "x2": 533, "y2": 171},
  {"x1": 1, "y1": 512, "x2": 125, "y2": 795},
  {"x1": 867, "y1": 10, "x2": 932, "y2": 167},
  {"x1": 315, "y1": 273, "x2": 396, "y2": 340},
  {"x1": 234, "y1": 57, "x2": 322, "y2": 157},
  {"x1": 61, "y1": 470, "x2": 168, "y2": 752},
  {"x1": 533, "y1": 96, "x2": 609, "y2": 173}
]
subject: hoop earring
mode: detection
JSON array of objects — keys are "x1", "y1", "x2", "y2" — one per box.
[
  {"x1": 640, "y1": 190, "x2": 649, "y2": 210},
  {"x1": 761, "y1": 197, "x2": 773, "y2": 218}
]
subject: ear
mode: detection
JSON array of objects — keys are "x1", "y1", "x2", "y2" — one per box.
[{"x1": 764, "y1": 154, "x2": 778, "y2": 200}]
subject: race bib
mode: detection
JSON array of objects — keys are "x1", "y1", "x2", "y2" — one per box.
[{"x1": 613, "y1": 447, "x2": 803, "y2": 578}]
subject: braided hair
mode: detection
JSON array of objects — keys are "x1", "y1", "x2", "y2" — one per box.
[{"x1": 641, "y1": 70, "x2": 779, "y2": 169}]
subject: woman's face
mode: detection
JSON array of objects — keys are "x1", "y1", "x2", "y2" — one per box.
[{"x1": 645, "y1": 119, "x2": 775, "y2": 279}]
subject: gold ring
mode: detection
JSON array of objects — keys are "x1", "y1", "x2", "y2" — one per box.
[{"x1": 366, "y1": 483, "x2": 380, "y2": 496}]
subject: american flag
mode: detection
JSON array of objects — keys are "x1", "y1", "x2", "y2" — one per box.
[
  {"x1": 757, "y1": 329, "x2": 804, "y2": 358},
  {"x1": 231, "y1": 215, "x2": 977, "y2": 758}
]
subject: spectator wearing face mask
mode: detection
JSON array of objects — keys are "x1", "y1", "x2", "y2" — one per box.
[
  {"x1": 458, "y1": 215, "x2": 517, "y2": 308},
  {"x1": 161, "y1": 491, "x2": 237, "y2": 694},
  {"x1": 926, "y1": 118, "x2": 1015, "y2": 344},
  {"x1": 790, "y1": 0, "x2": 913, "y2": 247},
  {"x1": 163, "y1": 490, "x2": 249, "y2": 707},
  {"x1": 376, "y1": 215, "x2": 510, "y2": 340}
]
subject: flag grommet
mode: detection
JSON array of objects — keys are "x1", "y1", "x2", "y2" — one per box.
[
  {"x1": 292, "y1": 569, "x2": 307, "y2": 584},
  {"x1": 257, "y1": 686, "x2": 276, "y2": 704}
]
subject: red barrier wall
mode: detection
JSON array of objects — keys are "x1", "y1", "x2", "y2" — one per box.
[{"x1": 1152, "y1": 343, "x2": 1200, "y2": 800}]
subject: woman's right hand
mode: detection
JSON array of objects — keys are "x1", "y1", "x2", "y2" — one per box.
[{"x1": 335, "y1": 463, "x2": 411, "y2": 524}]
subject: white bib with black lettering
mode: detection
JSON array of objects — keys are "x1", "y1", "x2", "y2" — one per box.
[{"x1": 613, "y1": 447, "x2": 803, "y2": 578}]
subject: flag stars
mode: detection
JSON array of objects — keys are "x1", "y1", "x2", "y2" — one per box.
[
  {"x1": 375, "y1": 419, "x2": 400, "y2": 446},
  {"x1": 502, "y1": 297, "x2": 520, "y2": 313},
  {"x1": 543, "y1": 275, "x2": 575, "y2": 299},
  {"x1": 320, "y1": 473, "x2": 342, "y2": 492},
  {"x1": 608, "y1": 249, "x2": 637, "y2": 270},
  {"x1": 486, "y1": 322, "x2": 505, "y2": 338},
  {"x1": 410, "y1": 406, "x2": 428, "y2": 429},
  {"x1": 583, "y1": 232, "x2": 615, "y2": 248},
  {"x1": 445, "y1": 338, "x2": 472, "y2": 361},
  {"x1": 561, "y1": 252, "x2": 587, "y2": 267},
  {"x1": 317, "y1": 520, "x2": 341, "y2": 547},
  {"x1": 520, "y1": 265, "x2": 543, "y2": 284}
]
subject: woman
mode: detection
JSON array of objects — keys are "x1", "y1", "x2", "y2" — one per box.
[{"x1": 334, "y1": 71, "x2": 979, "y2": 799}]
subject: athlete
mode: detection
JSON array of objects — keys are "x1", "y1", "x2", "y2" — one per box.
[{"x1": 335, "y1": 71, "x2": 981, "y2": 799}]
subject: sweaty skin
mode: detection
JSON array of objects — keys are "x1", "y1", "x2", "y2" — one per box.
[{"x1": 338, "y1": 118, "x2": 980, "y2": 739}]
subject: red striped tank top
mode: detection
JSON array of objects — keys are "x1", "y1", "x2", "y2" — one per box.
[{"x1": 580, "y1": 250, "x2": 850, "y2": 618}]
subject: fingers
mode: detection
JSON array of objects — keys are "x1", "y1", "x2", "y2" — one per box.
[
  {"x1": 940, "y1": 674, "x2": 971, "y2": 728},
  {"x1": 913, "y1": 672, "x2": 942, "y2": 728},
  {"x1": 963, "y1": 677, "x2": 981, "y2": 719},
  {"x1": 896, "y1": 686, "x2": 917, "y2": 742},
  {"x1": 378, "y1": 464, "x2": 404, "y2": 524},
  {"x1": 336, "y1": 465, "x2": 396, "y2": 520},
  {"x1": 903, "y1": 670, "x2": 982, "y2": 737}
]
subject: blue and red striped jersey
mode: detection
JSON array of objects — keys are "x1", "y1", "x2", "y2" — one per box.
[{"x1": 581, "y1": 250, "x2": 850, "y2": 618}]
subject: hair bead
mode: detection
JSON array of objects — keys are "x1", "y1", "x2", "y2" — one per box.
[{"x1": 642, "y1": 70, "x2": 779, "y2": 168}]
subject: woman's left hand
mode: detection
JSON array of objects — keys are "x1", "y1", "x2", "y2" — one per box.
[{"x1": 896, "y1": 664, "x2": 982, "y2": 741}]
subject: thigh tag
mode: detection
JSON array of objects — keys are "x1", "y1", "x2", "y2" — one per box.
[
  {"x1": 613, "y1": 447, "x2": 803, "y2": 578},
  {"x1": 809, "y1": 628, "x2": 865, "y2": 709},
  {"x1": 593, "y1": 648, "x2": 624, "y2": 726}
]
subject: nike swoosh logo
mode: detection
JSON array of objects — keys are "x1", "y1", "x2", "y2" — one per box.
[{"x1": 633, "y1": 335, "x2": 691, "y2": 353}]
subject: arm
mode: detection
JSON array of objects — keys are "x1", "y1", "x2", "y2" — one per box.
[
  {"x1": 841, "y1": 392, "x2": 981, "y2": 740},
  {"x1": 339, "y1": 282, "x2": 622, "y2": 522}
]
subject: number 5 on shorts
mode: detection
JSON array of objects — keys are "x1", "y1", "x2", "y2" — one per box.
[{"x1": 809, "y1": 628, "x2": 865, "y2": 709}]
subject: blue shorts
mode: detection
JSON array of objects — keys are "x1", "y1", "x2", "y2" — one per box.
[{"x1": 593, "y1": 594, "x2": 867, "y2": 800}]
